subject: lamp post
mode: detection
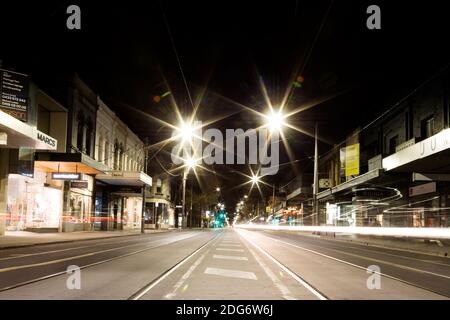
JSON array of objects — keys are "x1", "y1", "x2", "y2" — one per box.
[
  {"x1": 181, "y1": 167, "x2": 188, "y2": 228},
  {"x1": 141, "y1": 138, "x2": 148, "y2": 234},
  {"x1": 312, "y1": 122, "x2": 319, "y2": 226}
]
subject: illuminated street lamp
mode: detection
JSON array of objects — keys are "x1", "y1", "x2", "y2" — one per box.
[
  {"x1": 251, "y1": 173, "x2": 260, "y2": 186},
  {"x1": 264, "y1": 109, "x2": 286, "y2": 133},
  {"x1": 244, "y1": 195, "x2": 248, "y2": 199},
  {"x1": 216, "y1": 187, "x2": 220, "y2": 192},
  {"x1": 177, "y1": 121, "x2": 194, "y2": 144}
]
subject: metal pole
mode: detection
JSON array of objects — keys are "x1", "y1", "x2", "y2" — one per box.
[
  {"x1": 313, "y1": 122, "x2": 319, "y2": 226},
  {"x1": 141, "y1": 139, "x2": 148, "y2": 234},
  {"x1": 271, "y1": 184, "x2": 275, "y2": 218},
  {"x1": 182, "y1": 168, "x2": 187, "y2": 228},
  {"x1": 189, "y1": 179, "x2": 193, "y2": 228}
]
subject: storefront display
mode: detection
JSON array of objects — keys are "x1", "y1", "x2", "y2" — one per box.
[{"x1": 6, "y1": 171, "x2": 62, "y2": 231}]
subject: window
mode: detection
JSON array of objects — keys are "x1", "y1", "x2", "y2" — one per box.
[
  {"x1": 104, "y1": 140, "x2": 110, "y2": 166},
  {"x1": 37, "y1": 105, "x2": 50, "y2": 134},
  {"x1": 389, "y1": 135, "x2": 398, "y2": 155},
  {"x1": 113, "y1": 141, "x2": 119, "y2": 170},
  {"x1": 421, "y1": 116, "x2": 435, "y2": 139},
  {"x1": 76, "y1": 114, "x2": 84, "y2": 151},
  {"x1": 85, "y1": 122, "x2": 92, "y2": 157},
  {"x1": 156, "y1": 179, "x2": 162, "y2": 194}
]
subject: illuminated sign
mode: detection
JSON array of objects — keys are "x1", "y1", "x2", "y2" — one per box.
[
  {"x1": 345, "y1": 143, "x2": 360, "y2": 177},
  {"x1": 52, "y1": 172, "x2": 81, "y2": 180},
  {"x1": 0, "y1": 68, "x2": 29, "y2": 121}
]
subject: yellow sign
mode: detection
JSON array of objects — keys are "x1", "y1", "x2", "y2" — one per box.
[
  {"x1": 345, "y1": 143, "x2": 360, "y2": 176},
  {"x1": 266, "y1": 206, "x2": 271, "y2": 213}
]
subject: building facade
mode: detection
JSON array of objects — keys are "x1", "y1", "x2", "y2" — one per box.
[
  {"x1": 93, "y1": 97, "x2": 151, "y2": 231},
  {"x1": 0, "y1": 68, "x2": 62, "y2": 235},
  {"x1": 317, "y1": 70, "x2": 450, "y2": 228}
]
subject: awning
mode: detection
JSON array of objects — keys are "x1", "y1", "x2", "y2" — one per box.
[
  {"x1": 35, "y1": 152, "x2": 109, "y2": 174},
  {"x1": 383, "y1": 128, "x2": 450, "y2": 172},
  {"x1": 0, "y1": 110, "x2": 58, "y2": 150},
  {"x1": 317, "y1": 169, "x2": 385, "y2": 201},
  {"x1": 96, "y1": 171, "x2": 152, "y2": 187}
]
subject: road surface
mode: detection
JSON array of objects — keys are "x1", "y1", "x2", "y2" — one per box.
[{"x1": 0, "y1": 228, "x2": 448, "y2": 300}]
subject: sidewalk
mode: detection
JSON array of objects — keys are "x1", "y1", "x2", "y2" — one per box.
[{"x1": 0, "y1": 229, "x2": 172, "y2": 249}]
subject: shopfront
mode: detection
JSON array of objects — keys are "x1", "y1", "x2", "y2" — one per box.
[
  {"x1": 6, "y1": 170, "x2": 63, "y2": 232},
  {"x1": 95, "y1": 171, "x2": 152, "y2": 231},
  {"x1": 34, "y1": 151, "x2": 109, "y2": 232},
  {"x1": 0, "y1": 109, "x2": 59, "y2": 235}
]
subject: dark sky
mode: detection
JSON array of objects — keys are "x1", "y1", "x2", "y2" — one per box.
[{"x1": 1, "y1": 1, "x2": 449, "y2": 207}]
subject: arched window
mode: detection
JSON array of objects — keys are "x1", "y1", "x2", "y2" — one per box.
[
  {"x1": 119, "y1": 143, "x2": 124, "y2": 170},
  {"x1": 113, "y1": 140, "x2": 119, "y2": 170}
]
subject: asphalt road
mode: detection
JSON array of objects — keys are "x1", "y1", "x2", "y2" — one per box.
[{"x1": 0, "y1": 228, "x2": 448, "y2": 300}]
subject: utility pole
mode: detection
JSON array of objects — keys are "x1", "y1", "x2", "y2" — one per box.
[
  {"x1": 141, "y1": 138, "x2": 148, "y2": 234},
  {"x1": 189, "y1": 179, "x2": 193, "y2": 228},
  {"x1": 271, "y1": 183, "x2": 276, "y2": 218},
  {"x1": 182, "y1": 168, "x2": 188, "y2": 228},
  {"x1": 313, "y1": 122, "x2": 319, "y2": 226}
]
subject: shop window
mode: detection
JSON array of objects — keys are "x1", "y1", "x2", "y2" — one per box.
[{"x1": 421, "y1": 116, "x2": 435, "y2": 139}]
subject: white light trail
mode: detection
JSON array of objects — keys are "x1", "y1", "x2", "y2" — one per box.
[{"x1": 234, "y1": 224, "x2": 450, "y2": 239}]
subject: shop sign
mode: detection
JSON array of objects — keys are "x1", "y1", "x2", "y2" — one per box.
[
  {"x1": 319, "y1": 178, "x2": 332, "y2": 188},
  {"x1": 345, "y1": 143, "x2": 360, "y2": 177},
  {"x1": 70, "y1": 181, "x2": 88, "y2": 189},
  {"x1": 409, "y1": 182, "x2": 436, "y2": 197},
  {"x1": 0, "y1": 68, "x2": 29, "y2": 122},
  {"x1": 111, "y1": 185, "x2": 142, "y2": 194},
  {"x1": 36, "y1": 131, "x2": 57, "y2": 149},
  {"x1": 52, "y1": 172, "x2": 81, "y2": 180}
]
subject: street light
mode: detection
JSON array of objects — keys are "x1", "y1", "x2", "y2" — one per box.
[
  {"x1": 251, "y1": 173, "x2": 260, "y2": 185},
  {"x1": 177, "y1": 121, "x2": 194, "y2": 144},
  {"x1": 244, "y1": 195, "x2": 248, "y2": 199},
  {"x1": 264, "y1": 109, "x2": 286, "y2": 133},
  {"x1": 216, "y1": 187, "x2": 220, "y2": 192}
]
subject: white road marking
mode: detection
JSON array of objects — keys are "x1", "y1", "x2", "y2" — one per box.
[
  {"x1": 216, "y1": 248, "x2": 244, "y2": 252},
  {"x1": 204, "y1": 267, "x2": 257, "y2": 280},
  {"x1": 236, "y1": 229, "x2": 327, "y2": 300},
  {"x1": 165, "y1": 251, "x2": 208, "y2": 299},
  {"x1": 130, "y1": 235, "x2": 220, "y2": 300},
  {"x1": 213, "y1": 255, "x2": 248, "y2": 261},
  {"x1": 219, "y1": 244, "x2": 242, "y2": 247},
  {"x1": 241, "y1": 240, "x2": 295, "y2": 300}
]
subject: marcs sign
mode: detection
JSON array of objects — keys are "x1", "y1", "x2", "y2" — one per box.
[{"x1": 37, "y1": 131, "x2": 57, "y2": 149}]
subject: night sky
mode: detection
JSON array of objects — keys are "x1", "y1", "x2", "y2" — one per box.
[{"x1": 1, "y1": 1, "x2": 449, "y2": 206}]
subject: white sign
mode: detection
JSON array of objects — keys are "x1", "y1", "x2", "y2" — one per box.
[
  {"x1": 52, "y1": 172, "x2": 81, "y2": 180},
  {"x1": 409, "y1": 182, "x2": 436, "y2": 197},
  {"x1": 37, "y1": 130, "x2": 57, "y2": 149},
  {"x1": 319, "y1": 179, "x2": 332, "y2": 189},
  {"x1": 384, "y1": 129, "x2": 450, "y2": 171}
]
